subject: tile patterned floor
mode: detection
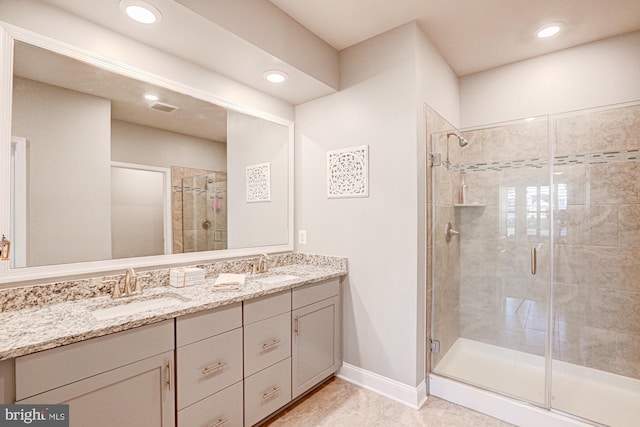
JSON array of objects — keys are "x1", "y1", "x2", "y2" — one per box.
[{"x1": 263, "y1": 377, "x2": 515, "y2": 426}]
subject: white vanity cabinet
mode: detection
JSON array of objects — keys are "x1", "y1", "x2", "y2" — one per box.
[
  {"x1": 14, "y1": 320, "x2": 175, "y2": 427},
  {"x1": 176, "y1": 302, "x2": 243, "y2": 427},
  {"x1": 243, "y1": 292, "x2": 292, "y2": 427},
  {"x1": 291, "y1": 278, "x2": 341, "y2": 399}
]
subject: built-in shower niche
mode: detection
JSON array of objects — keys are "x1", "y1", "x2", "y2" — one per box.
[{"x1": 172, "y1": 167, "x2": 227, "y2": 253}]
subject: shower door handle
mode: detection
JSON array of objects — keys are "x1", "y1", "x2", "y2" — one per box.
[{"x1": 531, "y1": 247, "x2": 537, "y2": 275}]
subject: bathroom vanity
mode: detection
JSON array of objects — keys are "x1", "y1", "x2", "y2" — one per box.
[
  {"x1": 0, "y1": 260, "x2": 346, "y2": 427},
  {"x1": 0, "y1": 9, "x2": 344, "y2": 426}
]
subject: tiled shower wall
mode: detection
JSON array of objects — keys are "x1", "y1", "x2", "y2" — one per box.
[
  {"x1": 553, "y1": 104, "x2": 640, "y2": 379},
  {"x1": 171, "y1": 166, "x2": 222, "y2": 253},
  {"x1": 426, "y1": 105, "x2": 459, "y2": 369},
  {"x1": 182, "y1": 171, "x2": 227, "y2": 253},
  {"x1": 456, "y1": 118, "x2": 551, "y2": 359},
  {"x1": 438, "y1": 102, "x2": 640, "y2": 379}
]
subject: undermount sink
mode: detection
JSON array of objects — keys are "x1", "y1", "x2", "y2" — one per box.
[
  {"x1": 90, "y1": 293, "x2": 190, "y2": 320},
  {"x1": 254, "y1": 274, "x2": 300, "y2": 285}
]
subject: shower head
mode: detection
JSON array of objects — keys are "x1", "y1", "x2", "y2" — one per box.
[{"x1": 447, "y1": 132, "x2": 470, "y2": 147}]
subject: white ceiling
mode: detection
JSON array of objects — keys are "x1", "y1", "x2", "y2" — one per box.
[
  {"x1": 270, "y1": 0, "x2": 640, "y2": 76},
  {"x1": 27, "y1": 0, "x2": 640, "y2": 105},
  {"x1": 37, "y1": 0, "x2": 336, "y2": 105},
  {"x1": 13, "y1": 41, "x2": 228, "y2": 142}
]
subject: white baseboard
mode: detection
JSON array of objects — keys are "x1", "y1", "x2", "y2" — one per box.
[
  {"x1": 337, "y1": 363, "x2": 427, "y2": 409},
  {"x1": 429, "y1": 374, "x2": 592, "y2": 427}
]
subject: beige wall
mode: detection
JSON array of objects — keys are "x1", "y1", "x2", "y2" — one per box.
[
  {"x1": 111, "y1": 167, "x2": 165, "y2": 259},
  {"x1": 296, "y1": 22, "x2": 460, "y2": 389},
  {"x1": 111, "y1": 120, "x2": 226, "y2": 171},
  {"x1": 226, "y1": 111, "x2": 289, "y2": 249},
  {"x1": 12, "y1": 77, "x2": 112, "y2": 266},
  {"x1": 460, "y1": 31, "x2": 640, "y2": 128}
]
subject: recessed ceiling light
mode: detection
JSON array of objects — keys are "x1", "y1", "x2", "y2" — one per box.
[
  {"x1": 119, "y1": 0, "x2": 162, "y2": 24},
  {"x1": 537, "y1": 23, "x2": 561, "y2": 38},
  {"x1": 524, "y1": 117, "x2": 536, "y2": 122},
  {"x1": 144, "y1": 94, "x2": 159, "y2": 101},
  {"x1": 263, "y1": 70, "x2": 288, "y2": 84}
]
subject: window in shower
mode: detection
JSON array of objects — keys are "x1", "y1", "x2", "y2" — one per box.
[
  {"x1": 505, "y1": 186, "x2": 516, "y2": 237},
  {"x1": 526, "y1": 185, "x2": 550, "y2": 237},
  {"x1": 555, "y1": 183, "x2": 568, "y2": 239}
]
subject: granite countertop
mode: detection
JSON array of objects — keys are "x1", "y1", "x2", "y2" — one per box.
[{"x1": 0, "y1": 263, "x2": 346, "y2": 360}]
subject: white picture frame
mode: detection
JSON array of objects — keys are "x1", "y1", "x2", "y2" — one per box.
[
  {"x1": 246, "y1": 162, "x2": 271, "y2": 202},
  {"x1": 327, "y1": 145, "x2": 369, "y2": 198}
]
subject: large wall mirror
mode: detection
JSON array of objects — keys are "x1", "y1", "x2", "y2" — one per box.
[{"x1": 0, "y1": 29, "x2": 293, "y2": 282}]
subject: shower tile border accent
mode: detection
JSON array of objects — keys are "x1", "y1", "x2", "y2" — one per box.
[
  {"x1": 449, "y1": 149, "x2": 640, "y2": 173},
  {"x1": 0, "y1": 253, "x2": 347, "y2": 313},
  {"x1": 327, "y1": 145, "x2": 369, "y2": 198}
]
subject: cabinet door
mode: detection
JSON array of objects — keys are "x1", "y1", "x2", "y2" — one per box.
[
  {"x1": 18, "y1": 351, "x2": 175, "y2": 427},
  {"x1": 291, "y1": 296, "x2": 341, "y2": 398}
]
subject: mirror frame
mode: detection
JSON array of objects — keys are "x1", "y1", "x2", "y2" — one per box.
[{"x1": 0, "y1": 23, "x2": 294, "y2": 286}]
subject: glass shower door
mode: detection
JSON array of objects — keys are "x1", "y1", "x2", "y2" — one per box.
[
  {"x1": 550, "y1": 101, "x2": 640, "y2": 426},
  {"x1": 430, "y1": 116, "x2": 552, "y2": 406}
]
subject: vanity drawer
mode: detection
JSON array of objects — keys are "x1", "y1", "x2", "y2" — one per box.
[
  {"x1": 177, "y1": 328, "x2": 243, "y2": 410},
  {"x1": 292, "y1": 278, "x2": 340, "y2": 310},
  {"x1": 177, "y1": 302, "x2": 242, "y2": 347},
  {"x1": 244, "y1": 291, "x2": 291, "y2": 325},
  {"x1": 15, "y1": 320, "x2": 174, "y2": 401},
  {"x1": 244, "y1": 357, "x2": 291, "y2": 427},
  {"x1": 244, "y1": 312, "x2": 291, "y2": 377},
  {"x1": 178, "y1": 381, "x2": 243, "y2": 427}
]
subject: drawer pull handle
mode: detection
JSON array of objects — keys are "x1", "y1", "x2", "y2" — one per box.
[
  {"x1": 262, "y1": 338, "x2": 281, "y2": 350},
  {"x1": 294, "y1": 317, "x2": 299, "y2": 336},
  {"x1": 262, "y1": 386, "x2": 281, "y2": 400},
  {"x1": 202, "y1": 361, "x2": 228, "y2": 376},
  {"x1": 209, "y1": 417, "x2": 229, "y2": 427}
]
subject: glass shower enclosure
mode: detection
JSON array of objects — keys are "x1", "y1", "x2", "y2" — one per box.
[
  {"x1": 430, "y1": 101, "x2": 640, "y2": 427},
  {"x1": 182, "y1": 171, "x2": 227, "y2": 252}
]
